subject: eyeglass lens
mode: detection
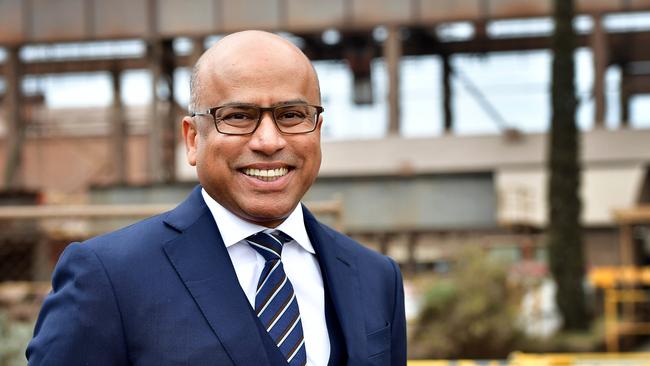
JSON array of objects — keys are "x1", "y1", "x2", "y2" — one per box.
[{"x1": 214, "y1": 104, "x2": 318, "y2": 134}]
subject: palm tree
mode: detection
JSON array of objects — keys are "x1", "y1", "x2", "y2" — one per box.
[{"x1": 547, "y1": 0, "x2": 589, "y2": 330}]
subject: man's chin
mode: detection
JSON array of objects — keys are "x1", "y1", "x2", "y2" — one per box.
[{"x1": 239, "y1": 205, "x2": 295, "y2": 228}]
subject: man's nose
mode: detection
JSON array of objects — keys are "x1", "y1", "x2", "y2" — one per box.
[{"x1": 248, "y1": 112, "x2": 286, "y2": 155}]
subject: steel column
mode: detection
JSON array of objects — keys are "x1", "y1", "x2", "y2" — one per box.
[
  {"x1": 3, "y1": 46, "x2": 24, "y2": 189},
  {"x1": 591, "y1": 14, "x2": 608, "y2": 128},
  {"x1": 147, "y1": 40, "x2": 164, "y2": 183},
  {"x1": 384, "y1": 26, "x2": 402, "y2": 135},
  {"x1": 110, "y1": 65, "x2": 127, "y2": 184},
  {"x1": 442, "y1": 53, "x2": 453, "y2": 133},
  {"x1": 161, "y1": 39, "x2": 177, "y2": 183},
  {"x1": 620, "y1": 67, "x2": 630, "y2": 128},
  {"x1": 147, "y1": 39, "x2": 176, "y2": 183}
]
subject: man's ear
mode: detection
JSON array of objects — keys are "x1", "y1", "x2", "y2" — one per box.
[{"x1": 182, "y1": 117, "x2": 198, "y2": 166}]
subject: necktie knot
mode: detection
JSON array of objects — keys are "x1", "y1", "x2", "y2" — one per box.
[{"x1": 246, "y1": 230, "x2": 293, "y2": 262}]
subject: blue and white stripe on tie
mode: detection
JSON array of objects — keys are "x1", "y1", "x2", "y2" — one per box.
[{"x1": 246, "y1": 230, "x2": 307, "y2": 366}]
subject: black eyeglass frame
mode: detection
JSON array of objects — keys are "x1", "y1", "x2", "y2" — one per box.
[{"x1": 191, "y1": 103, "x2": 324, "y2": 135}]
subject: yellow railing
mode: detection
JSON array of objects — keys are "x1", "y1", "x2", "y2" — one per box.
[
  {"x1": 589, "y1": 266, "x2": 650, "y2": 352},
  {"x1": 509, "y1": 352, "x2": 650, "y2": 366},
  {"x1": 408, "y1": 353, "x2": 650, "y2": 366},
  {"x1": 409, "y1": 361, "x2": 506, "y2": 366}
]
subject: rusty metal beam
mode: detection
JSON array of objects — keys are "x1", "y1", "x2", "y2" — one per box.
[
  {"x1": 613, "y1": 205, "x2": 650, "y2": 225},
  {"x1": 385, "y1": 26, "x2": 402, "y2": 135},
  {"x1": 0, "y1": 55, "x2": 192, "y2": 75},
  {"x1": 0, "y1": 204, "x2": 175, "y2": 219},
  {"x1": 3, "y1": 47, "x2": 24, "y2": 189},
  {"x1": 161, "y1": 39, "x2": 177, "y2": 183},
  {"x1": 110, "y1": 65, "x2": 127, "y2": 183},
  {"x1": 146, "y1": 39, "x2": 176, "y2": 184},
  {"x1": 622, "y1": 73, "x2": 650, "y2": 94},
  {"x1": 188, "y1": 37, "x2": 205, "y2": 70},
  {"x1": 342, "y1": 33, "x2": 375, "y2": 105},
  {"x1": 1, "y1": 31, "x2": 650, "y2": 76},
  {"x1": 620, "y1": 70, "x2": 631, "y2": 127},
  {"x1": 442, "y1": 53, "x2": 453, "y2": 133},
  {"x1": 0, "y1": 200, "x2": 342, "y2": 219},
  {"x1": 592, "y1": 14, "x2": 608, "y2": 128},
  {"x1": 2, "y1": 0, "x2": 650, "y2": 46},
  {"x1": 147, "y1": 40, "x2": 163, "y2": 183},
  {"x1": 0, "y1": 94, "x2": 44, "y2": 105},
  {"x1": 403, "y1": 31, "x2": 650, "y2": 61}
]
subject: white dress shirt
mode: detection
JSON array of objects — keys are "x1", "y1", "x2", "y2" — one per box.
[{"x1": 201, "y1": 189, "x2": 330, "y2": 366}]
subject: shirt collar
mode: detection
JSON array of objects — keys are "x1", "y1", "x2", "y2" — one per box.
[{"x1": 201, "y1": 188, "x2": 315, "y2": 254}]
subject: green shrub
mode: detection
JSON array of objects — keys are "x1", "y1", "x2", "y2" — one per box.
[
  {"x1": 409, "y1": 247, "x2": 524, "y2": 359},
  {"x1": 0, "y1": 311, "x2": 33, "y2": 366}
]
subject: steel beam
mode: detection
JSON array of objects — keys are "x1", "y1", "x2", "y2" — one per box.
[
  {"x1": 3, "y1": 47, "x2": 24, "y2": 189},
  {"x1": 147, "y1": 40, "x2": 164, "y2": 183},
  {"x1": 442, "y1": 53, "x2": 453, "y2": 133},
  {"x1": 620, "y1": 70, "x2": 650, "y2": 127},
  {"x1": 2, "y1": 31, "x2": 650, "y2": 77},
  {"x1": 3, "y1": 0, "x2": 650, "y2": 45},
  {"x1": 0, "y1": 200, "x2": 342, "y2": 219},
  {"x1": 161, "y1": 39, "x2": 177, "y2": 184},
  {"x1": 384, "y1": 26, "x2": 402, "y2": 135},
  {"x1": 592, "y1": 14, "x2": 608, "y2": 128},
  {"x1": 342, "y1": 33, "x2": 375, "y2": 105},
  {"x1": 620, "y1": 72, "x2": 631, "y2": 127},
  {"x1": 110, "y1": 65, "x2": 127, "y2": 184},
  {"x1": 622, "y1": 73, "x2": 650, "y2": 94},
  {"x1": 146, "y1": 39, "x2": 177, "y2": 184}
]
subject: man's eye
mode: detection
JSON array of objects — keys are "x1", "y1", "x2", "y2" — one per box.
[
  {"x1": 219, "y1": 110, "x2": 257, "y2": 122},
  {"x1": 278, "y1": 111, "x2": 306, "y2": 120},
  {"x1": 224, "y1": 113, "x2": 252, "y2": 120}
]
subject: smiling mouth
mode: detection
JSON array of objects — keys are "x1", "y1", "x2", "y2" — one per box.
[{"x1": 242, "y1": 167, "x2": 290, "y2": 182}]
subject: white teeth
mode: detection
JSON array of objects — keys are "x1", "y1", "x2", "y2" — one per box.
[{"x1": 243, "y1": 167, "x2": 289, "y2": 180}]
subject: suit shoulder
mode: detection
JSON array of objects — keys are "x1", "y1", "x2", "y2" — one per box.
[
  {"x1": 318, "y1": 223, "x2": 397, "y2": 270},
  {"x1": 79, "y1": 212, "x2": 177, "y2": 260},
  {"x1": 80, "y1": 186, "x2": 206, "y2": 252}
]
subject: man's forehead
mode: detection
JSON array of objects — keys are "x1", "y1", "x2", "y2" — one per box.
[
  {"x1": 201, "y1": 32, "x2": 305, "y2": 67},
  {"x1": 191, "y1": 31, "x2": 321, "y2": 106},
  {"x1": 201, "y1": 55, "x2": 314, "y2": 91}
]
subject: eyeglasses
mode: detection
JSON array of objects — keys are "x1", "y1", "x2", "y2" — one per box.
[{"x1": 191, "y1": 103, "x2": 324, "y2": 135}]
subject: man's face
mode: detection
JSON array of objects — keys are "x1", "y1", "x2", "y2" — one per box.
[{"x1": 183, "y1": 42, "x2": 322, "y2": 227}]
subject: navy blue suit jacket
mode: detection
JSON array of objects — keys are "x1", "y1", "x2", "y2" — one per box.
[{"x1": 27, "y1": 186, "x2": 406, "y2": 365}]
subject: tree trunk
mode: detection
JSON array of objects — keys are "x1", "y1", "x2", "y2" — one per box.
[{"x1": 548, "y1": 0, "x2": 589, "y2": 330}]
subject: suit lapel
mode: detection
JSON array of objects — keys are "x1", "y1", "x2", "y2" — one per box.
[
  {"x1": 303, "y1": 207, "x2": 367, "y2": 365},
  {"x1": 162, "y1": 186, "x2": 271, "y2": 366}
]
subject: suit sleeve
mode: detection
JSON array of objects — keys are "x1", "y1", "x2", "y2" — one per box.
[
  {"x1": 389, "y1": 258, "x2": 407, "y2": 366},
  {"x1": 26, "y1": 243, "x2": 129, "y2": 366}
]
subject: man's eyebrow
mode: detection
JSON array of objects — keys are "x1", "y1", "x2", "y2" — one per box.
[
  {"x1": 214, "y1": 100, "x2": 310, "y2": 108},
  {"x1": 215, "y1": 101, "x2": 256, "y2": 108},
  {"x1": 271, "y1": 99, "x2": 309, "y2": 107}
]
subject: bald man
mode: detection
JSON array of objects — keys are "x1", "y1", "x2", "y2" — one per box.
[{"x1": 27, "y1": 31, "x2": 406, "y2": 366}]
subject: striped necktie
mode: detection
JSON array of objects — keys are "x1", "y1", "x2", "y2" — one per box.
[{"x1": 246, "y1": 230, "x2": 307, "y2": 366}]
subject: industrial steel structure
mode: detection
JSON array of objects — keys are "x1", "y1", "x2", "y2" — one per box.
[
  {"x1": 2, "y1": 0, "x2": 650, "y2": 188},
  {"x1": 2, "y1": 1, "x2": 650, "y2": 352},
  {"x1": 0, "y1": 0, "x2": 650, "y2": 277}
]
